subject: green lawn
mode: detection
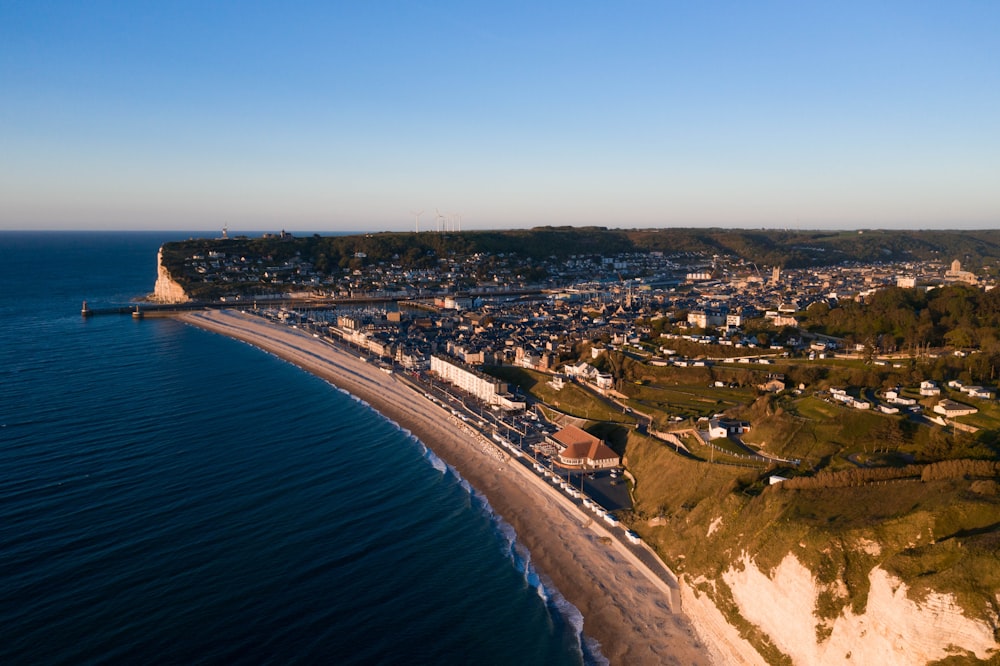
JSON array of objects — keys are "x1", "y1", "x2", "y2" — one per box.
[
  {"x1": 794, "y1": 395, "x2": 840, "y2": 421},
  {"x1": 622, "y1": 382, "x2": 753, "y2": 420}
]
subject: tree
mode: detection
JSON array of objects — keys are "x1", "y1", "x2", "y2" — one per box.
[
  {"x1": 873, "y1": 419, "x2": 905, "y2": 453},
  {"x1": 944, "y1": 326, "x2": 975, "y2": 349},
  {"x1": 921, "y1": 428, "x2": 953, "y2": 462},
  {"x1": 862, "y1": 337, "x2": 877, "y2": 365}
]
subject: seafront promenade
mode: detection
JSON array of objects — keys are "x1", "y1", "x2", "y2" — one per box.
[
  {"x1": 178, "y1": 308, "x2": 734, "y2": 666},
  {"x1": 81, "y1": 295, "x2": 403, "y2": 317}
]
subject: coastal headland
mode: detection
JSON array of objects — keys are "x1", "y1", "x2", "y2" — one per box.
[{"x1": 179, "y1": 309, "x2": 737, "y2": 665}]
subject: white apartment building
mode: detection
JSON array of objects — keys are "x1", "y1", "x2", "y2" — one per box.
[{"x1": 431, "y1": 355, "x2": 520, "y2": 408}]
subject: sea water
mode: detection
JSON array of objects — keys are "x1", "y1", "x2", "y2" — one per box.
[{"x1": 0, "y1": 232, "x2": 601, "y2": 665}]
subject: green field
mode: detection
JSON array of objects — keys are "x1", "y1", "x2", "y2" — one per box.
[{"x1": 623, "y1": 381, "x2": 752, "y2": 421}]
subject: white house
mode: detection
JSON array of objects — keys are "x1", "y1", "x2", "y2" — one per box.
[
  {"x1": 963, "y1": 386, "x2": 995, "y2": 400},
  {"x1": 708, "y1": 418, "x2": 751, "y2": 439},
  {"x1": 920, "y1": 381, "x2": 941, "y2": 396},
  {"x1": 885, "y1": 390, "x2": 917, "y2": 406},
  {"x1": 687, "y1": 309, "x2": 726, "y2": 328},
  {"x1": 933, "y1": 399, "x2": 978, "y2": 418},
  {"x1": 563, "y1": 361, "x2": 597, "y2": 379},
  {"x1": 771, "y1": 315, "x2": 798, "y2": 328}
]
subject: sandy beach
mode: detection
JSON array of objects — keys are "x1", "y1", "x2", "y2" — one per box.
[{"x1": 179, "y1": 309, "x2": 724, "y2": 665}]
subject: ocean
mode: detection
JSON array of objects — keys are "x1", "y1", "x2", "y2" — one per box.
[{"x1": 0, "y1": 232, "x2": 601, "y2": 665}]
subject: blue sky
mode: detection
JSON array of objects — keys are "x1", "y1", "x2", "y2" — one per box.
[{"x1": 1, "y1": 1, "x2": 998, "y2": 232}]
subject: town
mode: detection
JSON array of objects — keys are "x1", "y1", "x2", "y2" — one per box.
[
  {"x1": 152, "y1": 228, "x2": 1000, "y2": 662},
  {"x1": 154, "y1": 229, "x2": 1000, "y2": 484}
]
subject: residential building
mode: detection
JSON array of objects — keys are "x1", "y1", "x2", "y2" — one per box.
[{"x1": 933, "y1": 399, "x2": 978, "y2": 418}]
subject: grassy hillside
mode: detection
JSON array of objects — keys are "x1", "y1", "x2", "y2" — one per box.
[
  {"x1": 518, "y1": 349, "x2": 1000, "y2": 656},
  {"x1": 623, "y1": 429, "x2": 1000, "y2": 658},
  {"x1": 484, "y1": 365, "x2": 638, "y2": 425}
]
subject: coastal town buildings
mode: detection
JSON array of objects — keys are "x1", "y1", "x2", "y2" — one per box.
[
  {"x1": 548, "y1": 426, "x2": 620, "y2": 469},
  {"x1": 933, "y1": 399, "x2": 978, "y2": 418},
  {"x1": 430, "y1": 354, "x2": 526, "y2": 410},
  {"x1": 152, "y1": 233, "x2": 1000, "y2": 665},
  {"x1": 157, "y1": 237, "x2": 1000, "y2": 445}
]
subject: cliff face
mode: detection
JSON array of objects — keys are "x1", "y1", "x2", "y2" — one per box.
[
  {"x1": 722, "y1": 553, "x2": 998, "y2": 664},
  {"x1": 151, "y1": 247, "x2": 190, "y2": 303}
]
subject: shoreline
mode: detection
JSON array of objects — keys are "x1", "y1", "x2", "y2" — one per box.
[{"x1": 178, "y1": 309, "x2": 725, "y2": 665}]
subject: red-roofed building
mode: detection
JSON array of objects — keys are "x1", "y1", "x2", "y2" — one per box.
[{"x1": 549, "y1": 425, "x2": 620, "y2": 469}]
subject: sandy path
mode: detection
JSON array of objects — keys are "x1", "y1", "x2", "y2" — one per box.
[{"x1": 179, "y1": 309, "x2": 720, "y2": 665}]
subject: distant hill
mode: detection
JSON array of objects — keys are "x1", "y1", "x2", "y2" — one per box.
[
  {"x1": 624, "y1": 228, "x2": 1000, "y2": 269},
  {"x1": 163, "y1": 227, "x2": 1000, "y2": 272},
  {"x1": 157, "y1": 227, "x2": 1000, "y2": 302}
]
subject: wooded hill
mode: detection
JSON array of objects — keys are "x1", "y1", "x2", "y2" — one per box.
[{"x1": 162, "y1": 227, "x2": 1000, "y2": 275}]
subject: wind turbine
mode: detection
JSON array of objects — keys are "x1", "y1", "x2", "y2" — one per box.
[
  {"x1": 410, "y1": 210, "x2": 423, "y2": 233},
  {"x1": 435, "y1": 208, "x2": 445, "y2": 232}
]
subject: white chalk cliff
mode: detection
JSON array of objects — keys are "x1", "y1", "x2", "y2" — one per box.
[
  {"x1": 151, "y1": 247, "x2": 190, "y2": 303},
  {"x1": 722, "y1": 553, "x2": 998, "y2": 664}
]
